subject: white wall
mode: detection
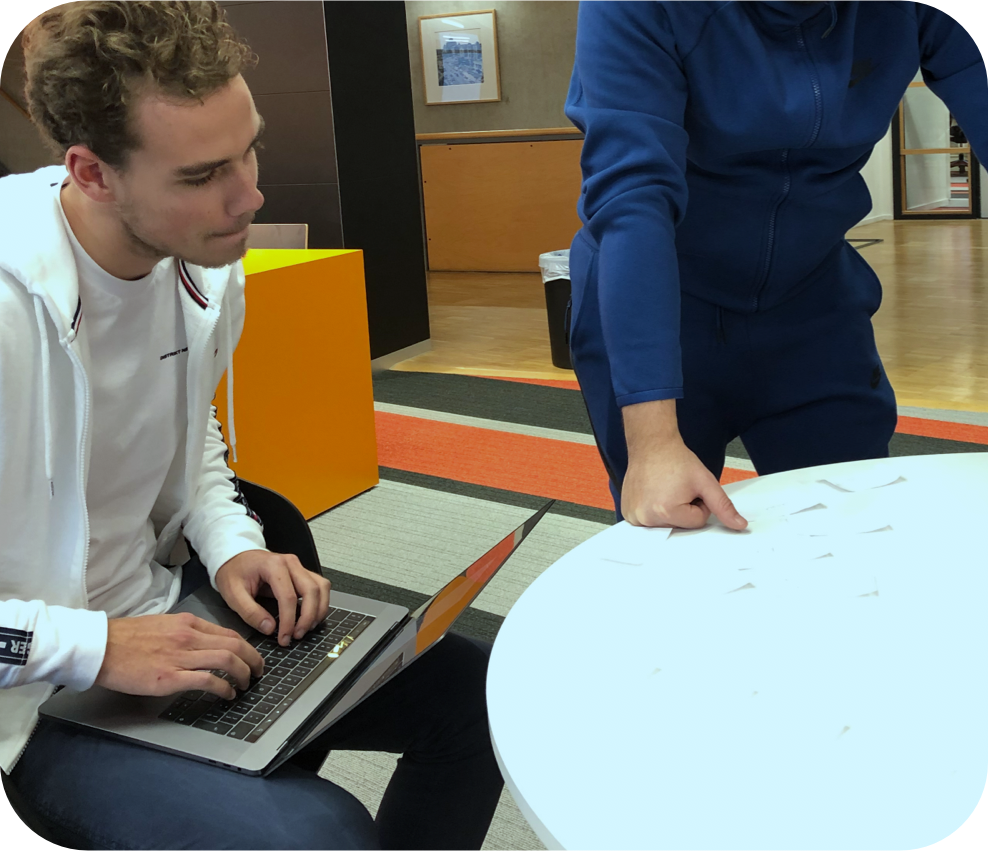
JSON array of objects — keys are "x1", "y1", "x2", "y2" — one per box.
[
  {"x1": 902, "y1": 79, "x2": 952, "y2": 211},
  {"x1": 859, "y1": 125, "x2": 893, "y2": 225}
]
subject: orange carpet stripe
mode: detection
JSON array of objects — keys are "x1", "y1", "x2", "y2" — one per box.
[
  {"x1": 895, "y1": 415, "x2": 988, "y2": 446},
  {"x1": 376, "y1": 411, "x2": 613, "y2": 509},
  {"x1": 721, "y1": 467, "x2": 759, "y2": 485},
  {"x1": 376, "y1": 411, "x2": 757, "y2": 508}
]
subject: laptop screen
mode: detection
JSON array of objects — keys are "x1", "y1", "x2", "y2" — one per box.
[{"x1": 409, "y1": 501, "x2": 554, "y2": 654}]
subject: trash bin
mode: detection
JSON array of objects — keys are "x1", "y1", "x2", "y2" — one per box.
[{"x1": 539, "y1": 250, "x2": 572, "y2": 370}]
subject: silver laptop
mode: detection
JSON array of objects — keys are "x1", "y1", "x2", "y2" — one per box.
[{"x1": 40, "y1": 501, "x2": 553, "y2": 776}]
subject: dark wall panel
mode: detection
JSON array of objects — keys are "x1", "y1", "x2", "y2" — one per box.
[
  {"x1": 253, "y1": 91, "x2": 337, "y2": 185},
  {"x1": 223, "y1": 1, "x2": 344, "y2": 251},
  {"x1": 323, "y1": 1, "x2": 430, "y2": 360},
  {"x1": 254, "y1": 183, "x2": 343, "y2": 249},
  {"x1": 226, "y1": 0, "x2": 332, "y2": 96}
]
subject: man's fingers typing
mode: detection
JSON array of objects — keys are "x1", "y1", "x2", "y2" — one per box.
[
  {"x1": 96, "y1": 614, "x2": 262, "y2": 698},
  {"x1": 185, "y1": 648, "x2": 252, "y2": 690},
  {"x1": 190, "y1": 629, "x2": 264, "y2": 677},
  {"x1": 220, "y1": 580, "x2": 279, "y2": 640},
  {"x1": 181, "y1": 669, "x2": 238, "y2": 700},
  {"x1": 264, "y1": 563, "x2": 300, "y2": 646},
  {"x1": 288, "y1": 562, "x2": 331, "y2": 639}
]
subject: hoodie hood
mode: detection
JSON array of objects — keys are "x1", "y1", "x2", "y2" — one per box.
[
  {"x1": 0, "y1": 166, "x2": 82, "y2": 342},
  {"x1": 749, "y1": 1, "x2": 837, "y2": 34}
]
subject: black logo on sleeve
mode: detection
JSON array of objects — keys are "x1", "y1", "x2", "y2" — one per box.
[{"x1": 0, "y1": 628, "x2": 33, "y2": 665}]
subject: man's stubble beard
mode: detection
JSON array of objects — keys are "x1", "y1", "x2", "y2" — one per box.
[{"x1": 117, "y1": 202, "x2": 249, "y2": 270}]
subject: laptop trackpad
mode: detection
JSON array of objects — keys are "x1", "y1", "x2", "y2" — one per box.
[{"x1": 174, "y1": 584, "x2": 252, "y2": 636}]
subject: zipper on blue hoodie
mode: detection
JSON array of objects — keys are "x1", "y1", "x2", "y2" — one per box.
[{"x1": 751, "y1": 22, "x2": 824, "y2": 311}]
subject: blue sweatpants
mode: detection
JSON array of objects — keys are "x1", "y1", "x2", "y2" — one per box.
[{"x1": 569, "y1": 240, "x2": 898, "y2": 517}]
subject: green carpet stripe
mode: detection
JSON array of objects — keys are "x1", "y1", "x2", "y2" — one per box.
[
  {"x1": 374, "y1": 370, "x2": 593, "y2": 434},
  {"x1": 323, "y1": 567, "x2": 504, "y2": 644},
  {"x1": 378, "y1": 467, "x2": 616, "y2": 525},
  {"x1": 890, "y1": 432, "x2": 987, "y2": 456}
]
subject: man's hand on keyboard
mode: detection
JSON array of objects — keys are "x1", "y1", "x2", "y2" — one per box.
[
  {"x1": 95, "y1": 613, "x2": 264, "y2": 699},
  {"x1": 215, "y1": 549, "x2": 332, "y2": 647}
]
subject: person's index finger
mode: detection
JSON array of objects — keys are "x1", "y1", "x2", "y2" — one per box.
[
  {"x1": 712, "y1": 505, "x2": 747, "y2": 530},
  {"x1": 721, "y1": 497, "x2": 748, "y2": 530},
  {"x1": 266, "y1": 571, "x2": 299, "y2": 646},
  {"x1": 239, "y1": 638, "x2": 264, "y2": 676}
]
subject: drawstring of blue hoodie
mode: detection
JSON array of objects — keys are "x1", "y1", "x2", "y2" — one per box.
[{"x1": 822, "y1": 1, "x2": 837, "y2": 38}]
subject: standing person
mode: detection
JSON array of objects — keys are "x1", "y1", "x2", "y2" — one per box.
[
  {"x1": 565, "y1": 1, "x2": 988, "y2": 528},
  {"x1": 0, "y1": 3, "x2": 502, "y2": 848}
]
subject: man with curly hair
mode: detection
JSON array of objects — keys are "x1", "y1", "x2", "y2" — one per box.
[{"x1": 0, "y1": 3, "x2": 502, "y2": 848}]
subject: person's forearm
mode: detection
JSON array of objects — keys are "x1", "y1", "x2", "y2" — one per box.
[
  {"x1": 0, "y1": 599, "x2": 107, "y2": 691},
  {"x1": 622, "y1": 398, "x2": 682, "y2": 459}
]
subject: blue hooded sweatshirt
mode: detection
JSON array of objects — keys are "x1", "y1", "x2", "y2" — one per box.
[{"x1": 564, "y1": 1, "x2": 988, "y2": 408}]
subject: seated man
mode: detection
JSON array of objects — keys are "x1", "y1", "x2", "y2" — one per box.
[{"x1": 0, "y1": 3, "x2": 502, "y2": 848}]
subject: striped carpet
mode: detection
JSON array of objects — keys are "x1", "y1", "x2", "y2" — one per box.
[{"x1": 312, "y1": 370, "x2": 988, "y2": 850}]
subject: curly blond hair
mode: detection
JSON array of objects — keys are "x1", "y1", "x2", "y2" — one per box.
[{"x1": 23, "y1": 1, "x2": 256, "y2": 167}]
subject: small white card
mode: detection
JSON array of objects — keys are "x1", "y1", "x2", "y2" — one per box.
[{"x1": 819, "y1": 471, "x2": 907, "y2": 493}]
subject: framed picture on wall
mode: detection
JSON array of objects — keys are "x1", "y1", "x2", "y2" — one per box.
[{"x1": 418, "y1": 10, "x2": 501, "y2": 105}]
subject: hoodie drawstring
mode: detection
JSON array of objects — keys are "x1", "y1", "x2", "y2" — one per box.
[
  {"x1": 821, "y1": 1, "x2": 837, "y2": 38},
  {"x1": 224, "y1": 309, "x2": 238, "y2": 464},
  {"x1": 33, "y1": 297, "x2": 55, "y2": 498}
]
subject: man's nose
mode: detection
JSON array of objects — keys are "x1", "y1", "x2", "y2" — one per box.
[{"x1": 229, "y1": 170, "x2": 264, "y2": 219}]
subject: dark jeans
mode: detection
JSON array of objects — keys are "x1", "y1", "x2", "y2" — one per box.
[{"x1": 7, "y1": 559, "x2": 503, "y2": 850}]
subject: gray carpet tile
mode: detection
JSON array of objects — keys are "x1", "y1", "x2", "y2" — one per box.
[
  {"x1": 309, "y1": 480, "x2": 608, "y2": 619},
  {"x1": 380, "y1": 467, "x2": 617, "y2": 525},
  {"x1": 898, "y1": 405, "x2": 988, "y2": 426},
  {"x1": 318, "y1": 751, "x2": 546, "y2": 850}
]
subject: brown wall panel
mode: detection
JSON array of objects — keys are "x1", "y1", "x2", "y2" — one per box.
[{"x1": 421, "y1": 139, "x2": 583, "y2": 272}]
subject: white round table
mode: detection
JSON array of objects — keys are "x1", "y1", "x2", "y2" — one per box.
[{"x1": 488, "y1": 453, "x2": 988, "y2": 850}]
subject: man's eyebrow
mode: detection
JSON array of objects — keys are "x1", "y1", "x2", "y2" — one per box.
[{"x1": 173, "y1": 116, "x2": 266, "y2": 178}]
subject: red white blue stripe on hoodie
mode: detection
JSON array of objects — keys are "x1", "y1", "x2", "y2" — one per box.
[{"x1": 178, "y1": 260, "x2": 208, "y2": 309}]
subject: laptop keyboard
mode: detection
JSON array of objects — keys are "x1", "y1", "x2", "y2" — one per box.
[{"x1": 159, "y1": 606, "x2": 373, "y2": 743}]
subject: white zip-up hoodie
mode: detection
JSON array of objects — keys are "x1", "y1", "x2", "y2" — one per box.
[{"x1": 0, "y1": 165, "x2": 266, "y2": 772}]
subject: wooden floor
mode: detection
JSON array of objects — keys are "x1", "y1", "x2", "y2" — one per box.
[{"x1": 395, "y1": 219, "x2": 988, "y2": 413}]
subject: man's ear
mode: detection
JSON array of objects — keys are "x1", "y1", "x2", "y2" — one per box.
[{"x1": 64, "y1": 145, "x2": 118, "y2": 204}]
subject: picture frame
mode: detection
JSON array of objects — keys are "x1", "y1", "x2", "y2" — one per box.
[{"x1": 418, "y1": 10, "x2": 501, "y2": 106}]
